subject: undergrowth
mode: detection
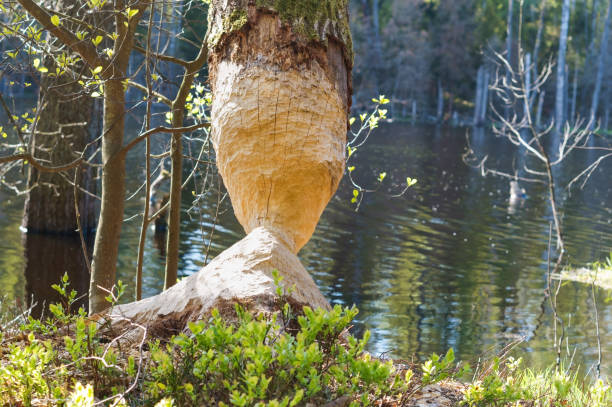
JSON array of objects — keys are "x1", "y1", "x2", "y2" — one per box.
[{"x1": 0, "y1": 272, "x2": 610, "y2": 406}]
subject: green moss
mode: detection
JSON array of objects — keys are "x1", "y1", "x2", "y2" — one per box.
[
  {"x1": 207, "y1": 0, "x2": 353, "y2": 64},
  {"x1": 225, "y1": 9, "x2": 248, "y2": 33},
  {"x1": 256, "y1": 0, "x2": 352, "y2": 62}
]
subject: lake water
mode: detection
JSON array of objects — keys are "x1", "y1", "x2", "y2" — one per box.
[{"x1": 1, "y1": 122, "x2": 611, "y2": 377}]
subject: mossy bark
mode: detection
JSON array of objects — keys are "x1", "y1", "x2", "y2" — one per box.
[{"x1": 207, "y1": 0, "x2": 353, "y2": 74}]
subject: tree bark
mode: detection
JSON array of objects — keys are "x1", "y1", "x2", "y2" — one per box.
[
  {"x1": 589, "y1": 0, "x2": 612, "y2": 129},
  {"x1": 555, "y1": 0, "x2": 571, "y2": 135},
  {"x1": 89, "y1": 4, "x2": 145, "y2": 313},
  {"x1": 89, "y1": 79, "x2": 128, "y2": 313}
]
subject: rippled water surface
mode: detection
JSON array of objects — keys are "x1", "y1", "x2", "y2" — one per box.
[{"x1": 1, "y1": 123, "x2": 611, "y2": 376}]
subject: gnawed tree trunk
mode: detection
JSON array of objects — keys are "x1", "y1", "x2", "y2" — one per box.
[
  {"x1": 555, "y1": 0, "x2": 571, "y2": 135},
  {"x1": 107, "y1": 0, "x2": 352, "y2": 328}
]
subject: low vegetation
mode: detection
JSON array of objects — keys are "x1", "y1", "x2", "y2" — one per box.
[{"x1": 0, "y1": 273, "x2": 610, "y2": 406}]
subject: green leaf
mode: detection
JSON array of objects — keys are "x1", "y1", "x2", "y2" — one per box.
[
  {"x1": 92, "y1": 35, "x2": 103, "y2": 46},
  {"x1": 378, "y1": 172, "x2": 386, "y2": 182},
  {"x1": 50, "y1": 15, "x2": 60, "y2": 26}
]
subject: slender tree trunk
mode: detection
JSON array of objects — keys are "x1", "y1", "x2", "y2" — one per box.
[
  {"x1": 412, "y1": 100, "x2": 417, "y2": 125},
  {"x1": 437, "y1": 79, "x2": 444, "y2": 123},
  {"x1": 524, "y1": 53, "x2": 532, "y2": 120},
  {"x1": 531, "y1": 1, "x2": 546, "y2": 110},
  {"x1": 474, "y1": 66, "x2": 483, "y2": 126},
  {"x1": 504, "y1": 0, "x2": 514, "y2": 121},
  {"x1": 536, "y1": 90, "x2": 546, "y2": 129},
  {"x1": 570, "y1": 59, "x2": 578, "y2": 123},
  {"x1": 589, "y1": 0, "x2": 612, "y2": 128},
  {"x1": 89, "y1": 79, "x2": 128, "y2": 313},
  {"x1": 163, "y1": 46, "x2": 207, "y2": 290},
  {"x1": 89, "y1": 4, "x2": 145, "y2": 313},
  {"x1": 555, "y1": 0, "x2": 571, "y2": 135},
  {"x1": 480, "y1": 69, "x2": 490, "y2": 124}
]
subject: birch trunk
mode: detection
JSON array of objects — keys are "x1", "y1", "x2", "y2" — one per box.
[
  {"x1": 555, "y1": 0, "x2": 571, "y2": 135},
  {"x1": 589, "y1": 0, "x2": 612, "y2": 128}
]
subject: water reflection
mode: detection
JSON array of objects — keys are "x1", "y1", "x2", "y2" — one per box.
[
  {"x1": 23, "y1": 232, "x2": 92, "y2": 318},
  {"x1": 0, "y1": 123, "x2": 610, "y2": 376}
]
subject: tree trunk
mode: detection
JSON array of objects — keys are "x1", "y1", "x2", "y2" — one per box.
[
  {"x1": 589, "y1": 0, "x2": 612, "y2": 129},
  {"x1": 371, "y1": 0, "x2": 382, "y2": 92},
  {"x1": 437, "y1": 79, "x2": 444, "y2": 123},
  {"x1": 531, "y1": 1, "x2": 546, "y2": 110},
  {"x1": 536, "y1": 90, "x2": 546, "y2": 129},
  {"x1": 524, "y1": 53, "x2": 532, "y2": 120},
  {"x1": 23, "y1": 0, "x2": 97, "y2": 234},
  {"x1": 412, "y1": 100, "x2": 417, "y2": 125},
  {"x1": 107, "y1": 0, "x2": 353, "y2": 327},
  {"x1": 555, "y1": 0, "x2": 571, "y2": 135},
  {"x1": 505, "y1": 0, "x2": 514, "y2": 120},
  {"x1": 23, "y1": 79, "x2": 97, "y2": 234},
  {"x1": 474, "y1": 66, "x2": 484, "y2": 126},
  {"x1": 89, "y1": 5, "x2": 144, "y2": 312},
  {"x1": 479, "y1": 69, "x2": 490, "y2": 124},
  {"x1": 89, "y1": 79, "x2": 128, "y2": 313},
  {"x1": 506, "y1": 0, "x2": 514, "y2": 66},
  {"x1": 570, "y1": 59, "x2": 578, "y2": 123}
]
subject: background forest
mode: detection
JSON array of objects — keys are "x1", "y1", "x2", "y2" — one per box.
[
  {"x1": 351, "y1": 0, "x2": 611, "y2": 128},
  {"x1": 1, "y1": 1, "x2": 612, "y2": 404}
]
